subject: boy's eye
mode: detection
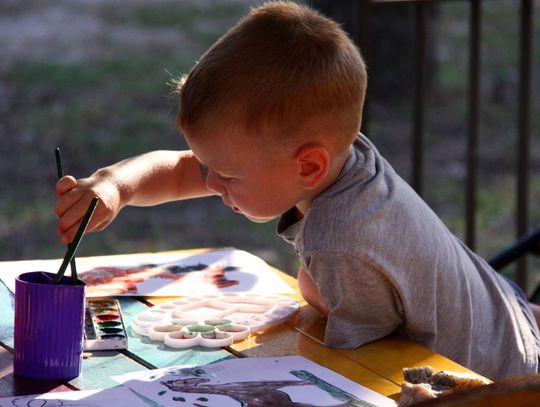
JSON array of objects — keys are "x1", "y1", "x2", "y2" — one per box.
[{"x1": 218, "y1": 174, "x2": 235, "y2": 182}]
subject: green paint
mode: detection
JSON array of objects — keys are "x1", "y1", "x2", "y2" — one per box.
[
  {"x1": 118, "y1": 298, "x2": 233, "y2": 369},
  {"x1": 98, "y1": 321, "x2": 122, "y2": 327},
  {"x1": 130, "y1": 388, "x2": 163, "y2": 407}
]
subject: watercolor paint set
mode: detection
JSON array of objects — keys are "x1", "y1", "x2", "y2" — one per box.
[{"x1": 84, "y1": 298, "x2": 128, "y2": 351}]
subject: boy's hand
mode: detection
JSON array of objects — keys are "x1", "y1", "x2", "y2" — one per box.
[
  {"x1": 54, "y1": 150, "x2": 210, "y2": 245},
  {"x1": 55, "y1": 174, "x2": 121, "y2": 244}
]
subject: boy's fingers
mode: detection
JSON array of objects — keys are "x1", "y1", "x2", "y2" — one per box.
[
  {"x1": 55, "y1": 175, "x2": 78, "y2": 197},
  {"x1": 92, "y1": 218, "x2": 111, "y2": 233},
  {"x1": 60, "y1": 217, "x2": 108, "y2": 245},
  {"x1": 58, "y1": 201, "x2": 110, "y2": 244},
  {"x1": 59, "y1": 220, "x2": 94, "y2": 245},
  {"x1": 59, "y1": 223, "x2": 77, "y2": 245},
  {"x1": 58, "y1": 214, "x2": 96, "y2": 245},
  {"x1": 57, "y1": 195, "x2": 98, "y2": 236},
  {"x1": 55, "y1": 188, "x2": 84, "y2": 218}
]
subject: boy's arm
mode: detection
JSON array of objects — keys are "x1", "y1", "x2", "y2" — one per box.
[
  {"x1": 94, "y1": 150, "x2": 211, "y2": 206},
  {"x1": 298, "y1": 265, "x2": 329, "y2": 317},
  {"x1": 55, "y1": 150, "x2": 211, "y2": 244},
  {"x1": 305, "y1": 251, "x2": 403, "y2": 348}
]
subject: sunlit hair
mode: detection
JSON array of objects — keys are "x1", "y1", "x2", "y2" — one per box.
[{"x1": 176, "y1": 1, "x2": 367, "y2": 149}]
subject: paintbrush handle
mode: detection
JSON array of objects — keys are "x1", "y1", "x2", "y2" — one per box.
[
  {"x1": 55, "y1": 147, "x2": 79, "y2": 283},
  {"x1": 55, "y1": 147, "x2": 64, "y2": 179},
  {"x1": 54, "y1": 197, "x2": 99, "y2": 284}
]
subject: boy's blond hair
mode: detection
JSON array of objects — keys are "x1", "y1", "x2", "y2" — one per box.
[{"x1": 177, "y1": 1, "x2": 367, "y2": 149}]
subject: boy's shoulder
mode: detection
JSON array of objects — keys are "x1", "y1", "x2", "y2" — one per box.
[{"x1": 299, "y1": 136, "x2": 441, "y2": 254}]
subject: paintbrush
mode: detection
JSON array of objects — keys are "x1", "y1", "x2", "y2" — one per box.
[
  {"x1": 53, "y1": 196, "x2": 99, "y2": 284},
  {"x1": 55, "y1": 147, "x2": 79, "y2": 283}
]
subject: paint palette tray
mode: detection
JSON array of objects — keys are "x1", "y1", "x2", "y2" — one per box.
[
  {"x1": 131, "y1": 293, "x2": 299, "y2": 348},
  {"x1": 84, "y1": 298, "x2": 128, "y2": 351}
]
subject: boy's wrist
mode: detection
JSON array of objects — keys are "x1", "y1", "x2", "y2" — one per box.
[{"x1": 93, "y1": 167, "x2": 127, "y2": 209}]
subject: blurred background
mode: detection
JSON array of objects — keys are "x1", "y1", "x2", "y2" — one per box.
[{"x1": 1, "y1": 0, "x2": 539, "y2": 292}]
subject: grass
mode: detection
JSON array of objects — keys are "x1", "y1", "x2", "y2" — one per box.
[
  {"x1": 130, "y1": 3, "x2": 248, "y2": 27},
  {"x1": 7, "y1": 57, "x2": 185, "y2": 98}
]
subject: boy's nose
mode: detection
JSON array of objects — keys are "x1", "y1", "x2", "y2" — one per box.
[{"x1": 206, "y1": 170, "x2": 226, "y2": 196}]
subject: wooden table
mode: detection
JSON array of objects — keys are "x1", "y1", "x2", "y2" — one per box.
[{"x1": 0, "y1": 250, "x2": 486, "y2": 403}]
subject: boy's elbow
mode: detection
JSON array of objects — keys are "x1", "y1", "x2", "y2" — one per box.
[
  {"x1": 307, "y1": 297, "x2": 330, "y2": 318},
  {"x1": 298, "y1": 266, "x2": 329, "y2": 317}
]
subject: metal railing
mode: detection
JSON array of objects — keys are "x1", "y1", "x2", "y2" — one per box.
[{"x1": 345, "y1": 0, "x2": 536, "y2": 290}]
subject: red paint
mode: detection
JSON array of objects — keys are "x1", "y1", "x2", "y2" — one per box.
[{"x1": 96, "y1": 314, "x2": 119, "y2": 321}]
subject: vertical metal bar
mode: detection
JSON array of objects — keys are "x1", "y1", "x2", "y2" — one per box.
[
  {"x1": 465, "y1": 0, "x2": 481, "y2": 251},
  {"x1": 516, "y1": 0, "x2": 533, "y2": 290},
  {"x1": 412, "y1": 1, "x2": 426, "y2": 196},
  {"x1": 357, "y1": 0, "x2": 371, "y2": 135}
]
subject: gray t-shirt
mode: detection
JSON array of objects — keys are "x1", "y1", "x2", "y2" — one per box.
[{"x1": 277, "y1": 134, "x2": 538, "y2": 380}]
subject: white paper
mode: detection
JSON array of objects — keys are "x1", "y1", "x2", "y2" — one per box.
[
  {"x1": 0, "y1": 386, "x2": 150, "y2": 407},
  {"x1": 0, "y1": 248, "x2": 294, "y2": 297},
  {"x1": 113, "y1": 356, "x2": 397, "y2": 407}
]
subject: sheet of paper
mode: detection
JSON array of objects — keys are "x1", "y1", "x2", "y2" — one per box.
[
  {"x1": 0, "y1": 248, "x2": 294, "y2": 297},
  {"x1": 113, "y1": 355, "x2": 397, "y2": 407},
  {"x1": 0, "y1": 386, "x2": 149, "y2": 407}
]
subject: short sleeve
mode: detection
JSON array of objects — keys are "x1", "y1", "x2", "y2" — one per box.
[{"x1": 304, "y1": 251, "x2": 404, "y2": 348}]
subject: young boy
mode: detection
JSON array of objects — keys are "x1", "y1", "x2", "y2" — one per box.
[{"x1": 55, "y1": 2, "x2": 540, "y2": 380}]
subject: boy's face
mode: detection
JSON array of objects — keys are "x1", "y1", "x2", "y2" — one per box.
[{"x1": 185, "y1": 129, "x2": 307, "y2": 223}]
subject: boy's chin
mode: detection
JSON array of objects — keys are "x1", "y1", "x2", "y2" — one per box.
[{"x1": 244, "y1": 214, "x2": 277, "y2": 223}]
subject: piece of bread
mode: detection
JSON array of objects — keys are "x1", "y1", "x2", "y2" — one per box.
[
  {"x1": 399, "y1": 382, "x2": 438, "y2": 406},
  {"x1": 402, "y1": 366, "x2": 436, "y2": 384},
  {"x1": 399, "y1": 366, "x2": 489, "y2": 406},
  {"x1": 430, "y1": 370, "x2": 490, "y2": 391}
]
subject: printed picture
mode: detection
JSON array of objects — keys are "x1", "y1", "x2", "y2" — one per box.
[{"x1": 0, "y1": 248, "x2": 294, "y2": 297}]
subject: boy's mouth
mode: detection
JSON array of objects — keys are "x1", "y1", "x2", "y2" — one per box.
[{"x1": 222, "y1": 198, "x2": 240, "y2": 213}]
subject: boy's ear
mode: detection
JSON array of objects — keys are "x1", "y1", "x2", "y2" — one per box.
[{"x1": 294, "y1": 144, "x2": 330, "y2": 189}]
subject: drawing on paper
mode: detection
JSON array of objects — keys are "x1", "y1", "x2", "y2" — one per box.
[
  {"x1": 0, "y1": 248, "x2": 295, "y2": 297},
  {"x1": 80, "y1": 262, "x2": 240, "y2": 296},
  {"x1": 160, "y1": 368, "x2": 377, "y2": 406}
]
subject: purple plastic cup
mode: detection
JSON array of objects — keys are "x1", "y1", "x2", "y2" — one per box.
[{"x1": 13, "y1": 271, "x2": 86, "y2": 380}]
